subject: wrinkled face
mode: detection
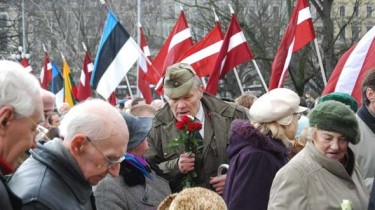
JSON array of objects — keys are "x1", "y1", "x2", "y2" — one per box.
[
  {"x1": 167, "y1": 85, "x2": 204, "y2": 120},
  {"x1": 78, "y1": 134, "x2": 127, "y2": 186},
  {"x1": 312, "y1": 129, "x2": 348, "y2": 161},
  {"x1": 128, "y1": 138, "x2": 149, "y2": 156},
  {"x1": 2, "y1": 105, "x2": 43, "y2": 167}
]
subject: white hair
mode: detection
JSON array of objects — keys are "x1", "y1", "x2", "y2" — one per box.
[
  {"x1": 0, "y1": 60, "x2": 42, "y2": 118},
  {"x1": 59, "y1": 99, "x2": 121, "y2": 142}
]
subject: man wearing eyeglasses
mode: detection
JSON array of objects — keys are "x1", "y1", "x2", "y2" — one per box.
[
  {"x1": 0, "y1": 60, "x2": 44, "y2": 210},
  {"x1": 8, "y1": 99, "x2": 129, "y2": 209}
]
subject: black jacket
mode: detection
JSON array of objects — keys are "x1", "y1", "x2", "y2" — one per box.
[
  {"x1": 0, "y1": 171, "x2": 22, "y2": 210},
  {"x1": 8, "y1": 141, "x2": 96, "y2": 210}
]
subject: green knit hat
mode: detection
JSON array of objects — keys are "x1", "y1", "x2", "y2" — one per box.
[
  {"x1": 309, "y1": 101, "x2": 360, "y2": 144},
  {"x1": 318, "y1": 92, "x2": 358, "y2": 112}
]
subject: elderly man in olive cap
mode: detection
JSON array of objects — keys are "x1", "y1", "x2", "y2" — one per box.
[{"x1": 146, "y1": 63, "x2": 249, "y2": 193}]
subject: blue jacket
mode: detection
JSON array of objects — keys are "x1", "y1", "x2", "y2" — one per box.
[{"x1": 223, "y1": 119, "x2": 289, "y2": 210}]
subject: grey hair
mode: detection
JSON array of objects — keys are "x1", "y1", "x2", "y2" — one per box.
[
  {"x1": 0, "y1": 60, "x2": 41, "y2": 118},
  {"x1": 59, "y1": 99, "x2": 115, "y2": 142}
]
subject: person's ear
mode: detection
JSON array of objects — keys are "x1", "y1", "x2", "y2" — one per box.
[
  {"x1": 198, "y1": 85, "x2": 204, "y2": 98},
  {"x1": 70, "y1": 135, "x2": 87, "y2": 156},
  {"x1": 0, "y1": 106, "x2": 15, "y2": 135}
]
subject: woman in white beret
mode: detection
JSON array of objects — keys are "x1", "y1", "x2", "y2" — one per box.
[{"x1": 223, "y1": 88, "x2": 306, "y2": 210}]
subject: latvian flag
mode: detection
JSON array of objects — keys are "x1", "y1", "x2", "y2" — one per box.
[
  {"x1": 322, "y1": 26, "x2": 375, "y2": 105},
  {"x1": 91, "y1": 10, "x2": 141, "y2": 100}
]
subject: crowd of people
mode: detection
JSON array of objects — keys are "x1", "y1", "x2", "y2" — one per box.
[{"x1": 1, "y1": 60, "x2": 375, "y2": 210}]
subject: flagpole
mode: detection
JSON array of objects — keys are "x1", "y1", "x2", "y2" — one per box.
[
  {"x1": 252, "y1": 60, "x2": 268, "y2": 92},
  {"x1": 136, "y1": 0, "x2": 141, "y2": 97},
  {"x1": 124, "y1": 75, "x2": 134, "y2": 99},
  {"x1": 233, "y1": 68, "x2": 245, "y2": 95},
  {"x1": 314, "y1": 38, "x2": 327, "y2": 86},
  {"x1": 228, "y1": 4, "x2": 245, "y2": 95},
  {"x1": 82, "y1": 42, "x2": 87, "y2": 52}
]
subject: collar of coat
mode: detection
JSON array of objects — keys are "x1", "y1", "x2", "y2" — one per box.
[
  {"x1": 304, "y1": 141, "x2": 355, "y2": 178},
  {"x1": 154, "y1": 93, "x2": 245, "y2": 126},
  {"x1": 228, "y1": 119, "x2": 289, "y2": 160}
]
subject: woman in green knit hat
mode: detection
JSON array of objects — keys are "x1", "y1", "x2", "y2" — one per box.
[{"x1": 268, "y1": 101, "x2": 369, "y2": 210}]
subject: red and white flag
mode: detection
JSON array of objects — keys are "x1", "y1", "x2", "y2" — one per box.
[
  {"x1": 322, "y1": 26, "x2": 375, "y2": 106},
  {"x1": 138, "y1": 25, "x2": 153, "y2": 104},
  {"x1": 77, "y1": 51, "x2": 93, "y2": 101},
  {"x1": 40, "y1": 50, "x2": 52, "y2": 90},
  {"x1": 20, "y1": 58, "x2": 33, "y2": 73},
  {"x1": 205, "y1": 13, "x2": 254, "y2": 95},
  {"x1": 153, "y1": 9, "x2": 194, "y2": 94},
  {"x1": 269, "y1": 0, "x2": 315, "y2": 90},
  {"x1": 178, "y1": 21, "x2": 224, "y2": 77}
]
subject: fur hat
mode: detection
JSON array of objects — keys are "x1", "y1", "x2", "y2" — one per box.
[
  {"x1": 163, "y1": 63, "x2": 199, "y2": 98},
  {"x1": 318, "y1": 92, "x2": 358, "y2": 112},
  {"x1": 250, "y1": 88, "x2": 307, "y2": 125},
  {"x1": 120, "y1": 112, "x2": 152, "y2": 150},
  {"x1": 309, "y1": 101, "x2": 360, "y2": 144},
  {"x1": 157, "y1": 187, "x2": 227, "y2": 210}
]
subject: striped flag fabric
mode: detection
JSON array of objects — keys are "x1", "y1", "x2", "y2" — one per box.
[
  {"x1": 51, "y1": 61, "x2": 64, "y2": 108},
  {"x1": 138, "y1": 24, "x2": 153, "y2": 104},
  {"x1": 62, "y1": 58, "x2": 77, "y2": 107},
  {"x1": 205, "y1": 13, "x2": 254, "y2": 95},
  {"x1": 40, "y1": 51, "x2": 52, "y2": 90},
  {"x1": 91, "y1": 10, "x2": 141, "y2": 100},
  {"x1": 77, "y1": 51, "x2": 93, "y2": 101},
  {"x1": 20, "y1": 58, "x2": 33, "y2": 74},
  {"x1": 153, "y1": 9, "x2": 194, "y2": 95},
  {"x1": 322, "y1": 26, "x2": 375, "y2": 105},
  {"x1": 177, "y1": 21, "x2": 224, "y2": 77},
  {"x1": 269, "y1": 0, "x2": 315, "y2": 90}
]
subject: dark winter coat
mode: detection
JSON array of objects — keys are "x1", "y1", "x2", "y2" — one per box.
[{"x1": 223, "y1": 119, "x2": 289, "y2": 210}]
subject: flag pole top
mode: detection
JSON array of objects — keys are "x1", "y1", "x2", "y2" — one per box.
[
  {"x1": 180, "y1": 4, "x2": 183, "y2": 11},
  {"x1": 228, "y1": 4, "x2": 234, "y2": 14},
  {"x1": 60, "y1": 52, "x2": 65, "y2": 61},
  {"x1": 82, "y1": 42, "x2": 87, "y2": 52},
  {"x1": 213, "y1": 8, "x2": 219, "y2": 22},
  {"x1": 42, "y1": 43, "x2": 47, "y2": 52}
]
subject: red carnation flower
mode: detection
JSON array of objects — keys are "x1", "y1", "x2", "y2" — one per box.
[{"x1": 188, "y1": 122, "x2": 202, "y2": 132}]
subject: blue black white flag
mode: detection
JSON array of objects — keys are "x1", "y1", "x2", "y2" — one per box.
[{"x1": 91, "y1": 10, "x2": 141, "y2": 99}]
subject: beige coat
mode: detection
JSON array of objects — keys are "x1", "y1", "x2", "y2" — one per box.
[
  {"x1": 268, "y1": 141, "x2": 369, "y2": 210},
  {"x1": 146, "y1": 93, "x2": 249, "y2": 192}
]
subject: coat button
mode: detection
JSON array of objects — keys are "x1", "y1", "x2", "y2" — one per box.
[{"x1": 143, "y1": 196, "x2": 148, "y2": 202}]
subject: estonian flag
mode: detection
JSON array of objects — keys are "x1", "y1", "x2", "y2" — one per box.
[
  {"x1": 91, "y1": 10, "x2": 141, "y2": 99},
  {"x1": 51, "y1": 61, "x2": 64, "y2": 108}
]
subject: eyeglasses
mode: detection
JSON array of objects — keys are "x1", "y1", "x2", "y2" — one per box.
[{"x1": 85, "y1": 136, "x2": 125, "y2": 170}]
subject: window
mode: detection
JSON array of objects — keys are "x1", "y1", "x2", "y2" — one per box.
[
  {"x1": 339, "y1": 6, "x2": 345, "y2": 17},
  {"x1": 367, "y1": 5, "x2": 372, "y2": 17},
  {"x1": 0, "y1": 14, "x2": 7, "y2": 28},
  {"x1": 273, "y1": 6, "x2": 279, "y2": 19},
  {"x1": 168, "y1": 6, "x2": 175, "y2": 19},
  {"x1": 353, "y1": 6, "x2": 359, "y2": 17},
  {"x1": 352, "y1": 25, "x2": 360, "y2": 40},
  {"x1": 340, "y1": 29, "x2": 346, "y2": 40},
  {"x1": 249, "y1": 6, "x2": 255, "y2": 16}
]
